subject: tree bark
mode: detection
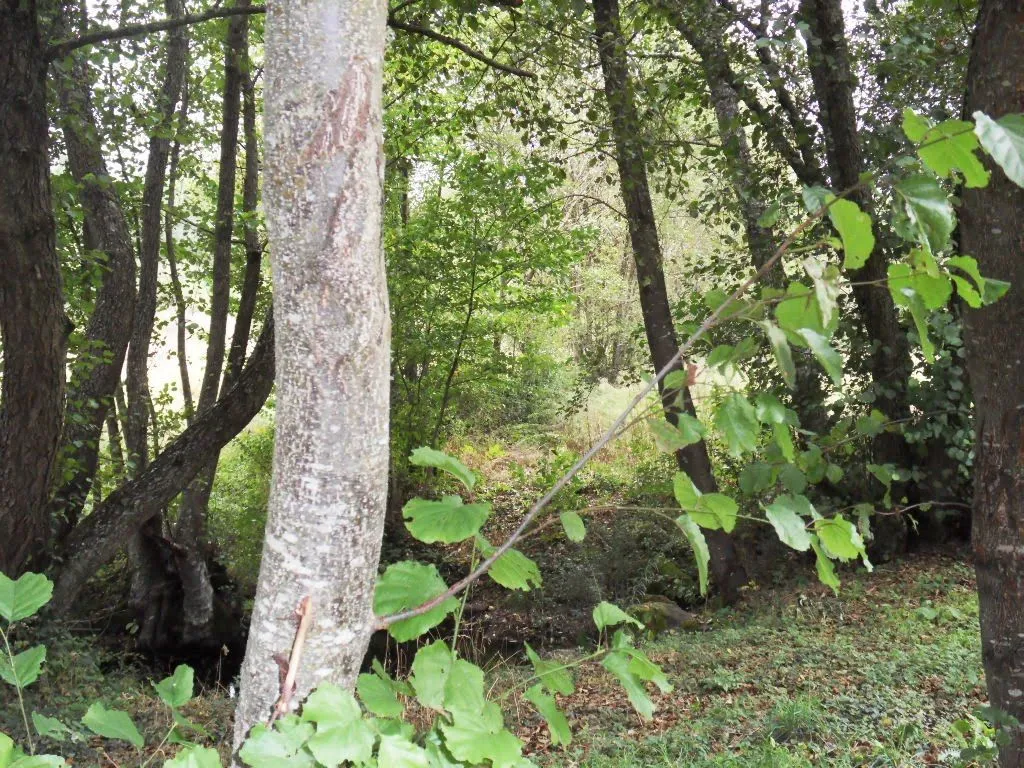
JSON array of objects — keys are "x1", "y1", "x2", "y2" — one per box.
[
  {"x1": 0, "y1": 0, "x2": 68, "y2": 576},
  {"x1": 592, "y1": 0, "x2": 747, "y2": 603},
  {"x1": 233, "y1": 0, "x2": 390, "y2": 747},
  {"x1": 49, "y1": 3, "x2": 139, "y2": 541},
  {"x1": 50, "y1": 313, "x2": 275, "y2": 615},
  {"x1": 960, "y1": 0, "x2": 1024, "y2": 761}
]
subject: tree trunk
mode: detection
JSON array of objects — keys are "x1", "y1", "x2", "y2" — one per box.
[
  {"x1": 592, "y1": 0, "x2": 747, "y2": 603},
  {"x1": 50, "y1": 314, "x2": 275, "y2": 615},
  {"x1": 233, "y1": 0, "x2": 390, "y2": 747},
  {"x1": 49, "y1": 3, "x2": 139, "y2": 542},
  {"x1": 0, "y1": 0, "x2": 68, "y2": 576},
  {"x1": 960, "y1": 0, "x2": 1024, "y2": 761}
]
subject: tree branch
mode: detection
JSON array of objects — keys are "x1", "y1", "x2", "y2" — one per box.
[{"x1": 47, "y1": 4, "x2": 537, "y2": 79}]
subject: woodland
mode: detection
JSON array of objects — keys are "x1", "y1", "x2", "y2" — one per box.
[{"x1": 1, "y1": 0, "x2": 1024, "y2": 765}]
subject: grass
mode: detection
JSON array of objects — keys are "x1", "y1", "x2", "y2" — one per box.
[{"x1": 505, "y1": 552, "x2": 992, "y2": 767}]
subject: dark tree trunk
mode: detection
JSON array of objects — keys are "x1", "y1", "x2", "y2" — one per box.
[
  {"x1": 592, "y1": 0, "x2": 747, "y2": 603},
  {"x1": 960, "y1": 0, "x2": 1024, "y2": 761},
  {"x1": 50, "y1": 313, "x2": 275, "y2": 616},
  {"x1": 0, "y1": 1, "x2": 68, "y2": 576},
  {"x1": 49, "y1": 4, "x2": 138, "y2": 542}
]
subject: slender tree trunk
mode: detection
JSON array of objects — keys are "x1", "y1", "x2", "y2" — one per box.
[
  {"x1": 174, "y1": 3, "x2": 250, "y2": 644},
  {"x1": 960, "y1": 0, "x2": 1024, "y2": 761},
  {"x1": 49, "y1": 3, "x2": 138, "y2": 542},
  {"x1": 234, "y1": 0, "x2": 390, "y2": 746},
  {"x1": 0, "y1": 0, "x2": 68, "y2": 576},
  {"x1": 592, "y1": 0, "x2": 747, "y2": 603},
  {"x1": 50, "y1": 314, "x2": 275, "y2": 615}
]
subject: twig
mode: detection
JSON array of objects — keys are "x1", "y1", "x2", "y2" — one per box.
[
  {"x1": 387, "y1": 16, "x2": 536, "y2": 78},
  {"x1": 268, "y1": 596, "x2": 313, "y2": 725}
]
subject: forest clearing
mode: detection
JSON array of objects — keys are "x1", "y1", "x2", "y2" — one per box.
[{"x1": 2, "y1": 0, "x2": 1024, "y2": 765}]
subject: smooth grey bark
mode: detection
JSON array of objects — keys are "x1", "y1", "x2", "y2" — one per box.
[
  {"x1": 233, "y1": 0, "x2": 390, "y2": 748},
  {"x1": 0, "y1": 0, "x2": 68, "y2": 576},
  {"x1": 592, "y1": 0, "x2": 748, "y2": 604},
  {"x1": 960, "y1": 0, "x2": 1024, "y2": 761}
]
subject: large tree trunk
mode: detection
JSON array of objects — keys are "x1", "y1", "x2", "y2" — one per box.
[
  {"x1": 960, "y1": 0, "x2": 1024, "y2": 761},
  {"x1": 49, "y1": 3, "x2": 139, "y2": 543},
  {"x1": 0, "y1": 0, "x2": 68, "y2": 576},
  {"x1": 233, "y1": 0, "x2": 390, "y2": 747},
  {"x1": 592, "y1": 0, "x2": 747, "y2": 604},
  {"x1": 50, "y1": 314, "x2": 275, "y2": 615}
]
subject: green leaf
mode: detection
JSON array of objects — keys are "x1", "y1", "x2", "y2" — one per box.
[
  {"x1": 602, "y1": 650, "x2": 654, "y2": 720},
  {"x1": 163, "y1": 745, "x2": 223, "y2": 768},
  {"x1": 754, "y1": 394, "x2": 793, "y2": 425},
  {"x1": 592, "y1": 601, "x2": 643, "y2": 632},
  {"x1": 778, "y1": 463, "x2": 807, "y2": 494},
  {"x1": 477, "y1": 538, "x2": 542, "y2": 591},
  {"x1": 402, "y1": 496, "x2": 490, "y2": 544},
  {"x1": 674, "y1": 514, "x2": 711, "y2": 596},
  {"x1": 374, "y1": 562, "x2": 459, "y2": 642},
  {"x1": 690, "y1": 493, "x2": 738, "y2": 533},
  {"x1": 948, "y1": 255, "x2": 1010, "y2": 307},
  {"x1": 828, "y1": 199, "x2": 875, "y2": 270},
  {"x1": 814, "y1": 515, "x2": 866, "y2": 562},
  {"x1": 525, "y1": 643, "x2": 574, "y2": 695},
  {"x1": 973, "y1": 111, "x2": 1024, "y2": 187},
  {"x1": 672, "y1": 471, "x2": 701, "y2": 509},
  {"x1": 775, "y1": 282, "x2": 836, "y2": 342},
  {"x1": 0, "y1": 646, "x2": 45, "y2": 688},
  {"x1": 803, "y1": 257, "x2": 842, "y2": 327},
  {"x1": 559, "y1": 511, "x2": 586, "y2": 543},
  {"x1": 524, "y1": 685, "x2": 571, "y2": 746},
  {"x1": 888, "y1": 260, "x2": 952, "y2": 310},
  {"x1": 715, "y1": 394, "x2": 759, "y2": 457},
  {"x1": 440, "y1": 712, "x2": 524, "y2": 768},
  {"x1": 763, "y1": 495, "x2": 813, "y2": 551},
  {"x1": 904, "y1": 110, "x2": 989, "y2": 188},
  {"x1": 306, "y1": 717, "x2": 375, "y2": 766},
  {"x1": 409, "y1": 447, "x2": 476, "y2": 490},
  {"x1": 377, "y1": 734, "x2": 430, "y2": 767},
  {"x1": 0, "y1": 572, "x2": 53, "y2": 623},
  {"x1": 895, "y1": 174, "x2": 955, "y2": 253},
  {"x1": 738, "y1": 462, "x2": 773, "y2": 495},
  {"x1": 444, "y1": 659, "x2": 487, "y2": 717},
  {"x1": 797, "y1": 328, "x2": 843, "y2": 386},
  {"x1": 811, "y1": 536, "x2": 841, "y2": 595},
  {"x1": 301, "y1": 683, "x2": 361, "y2": 726},
  {"x1": 411, "y1": 641, "x2": 453, "y2": 711},
  {"x1": 0, "y1": 733, "x2": 12, "y2": 768},
  {"x1": 774, "y1": 424, "x2": 796, "y2": 462},
  {"x1": 82, "y1": 703, "x2": 144, "y2": 749},
  {"x1": 762, "y1": 322, "x2": 796, "y2": 388},
  {"x1": 239, "y1": 718, "x2": 314, "y2": 768},
  {"x1": 357, "y1": 673, "x2": 403, "y2": 718},
  {"x1": 10, "y1": 757, "x2": 65, "y2": 768},
  {"x1": 855, "y1": 409, "x2": 887, "y2": 437},
  {"x1": 887, "y1": 263, "x2": 938, "y2": 361},
  {"x1": 31, "y1": 713, "x2": 71, "y2": 742},
  {"x1": 650, "y1": 418, "x2": 702, "y2": 453},
  {"x1": 153, "y1": 665, "x2": 194, "y2": 710}
]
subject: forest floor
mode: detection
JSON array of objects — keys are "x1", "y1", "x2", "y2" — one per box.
[{"x1": 4, "y1": 551, "x2": 991, "y2": 766}]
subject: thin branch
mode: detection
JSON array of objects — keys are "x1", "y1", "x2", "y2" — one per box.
[
  {"x1": 387, "y1": 16, "x2": 536, "y2": 79},
  {"x1": 47, "y1": 5, "x2": 266, "y2": 60}
]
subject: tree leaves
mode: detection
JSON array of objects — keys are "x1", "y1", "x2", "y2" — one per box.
[
  {"x1": 763, "y1": 495, "x2": 813, "y2": 551},
  {"x1": 153, "y1": 665, "x2": 194, "y2": 710},
  {"x1": 0, "y1": 645, "x2": 45, "y2": 688},
  {"x1": 903, "y1": 109, "x2": 989, "y2": 188},
  {"x1": 409, "y1": 447, "x2": 476, "y2": 490},
  {"x1": 559, "y1": 511, "x2": 586, "y2": 542},
  {"x1": 761, "y1": 321, "x2": 796, "y2": 388},
  {"x1": 82, "y1": 703, "x2": 144, "y2": 749},
  {"x1": 402, "y1": 495, "x2": 490, "y2": 544},
  {"x1": 410, "y1": 641, "x2": 453, "y2": 711},
  {"x1": 477, "y1": 537, "x2": 542, "y2": 591},
  {"x1": 0, "y1": 572, "x2": 53, "y2": 623},
  {"x1": 674, "y1": 514, "x2": 711, "y2": 596},
  {"x1": 714, "y1": 394, "x2": 759, "y2": 457},
  {"x1": 374, "y1": 562, "x2": 459, "y2": 641},
  {"x1": 814, "y1": 514, "x2": 867, "y2": 562},
  {"x1": 797, "y1": 328, "x2": 843, "y2": 386},
  {"x1": 592, "y1": 601, "x2": 642, "y2": 632},
  {"x1": 895, "y1": 174, "x2": 955, "y2": 253},
  {"x1": 525, "y1": 643, "x2": 574, "y2": 695},
  {"x1": 973, "y1": 111, "x2": 1024, "y2": 187},
  {"x1": 525, "y1": 685, "x2": 571, "y2": 745},
  {"x1": 802, "y1": 186, "x2": 874, "y2": 269},
  {"x1": 690, "y1": 494, "x2": 738, "y2": 533},
  {"x1": 302, "y1": 684, "x2": 376, "y2": 767}
]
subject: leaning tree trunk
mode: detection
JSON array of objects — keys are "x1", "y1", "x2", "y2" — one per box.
[
  {"x1": 592, "y1": 0, "x2": 748, "y2": 603},
  {"x1": 0, "y1": 0, "x2": 68, "y2": 576},
  {"x1": 960, "y1": 0, "x2": 1024, "y2": 762},
  {"x1": 233, "y1": 0, "x2": 390, "y2": 749}
]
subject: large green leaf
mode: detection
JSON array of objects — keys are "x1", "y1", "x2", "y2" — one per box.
[
  {"x1": 238, "y1": 718, "x2": 314, "y2": 768},
  {"x1": 649, "y1": 416, "x2": 703, "y2": 453},
  {"x1": 775, "y1": 282, "x2": 837, "y2": 342},
  {"x1": 797, "y1": 329, "x2": 843, "y2": 386},
  {"x1": 525, "y1": 643, "x2": 574, "y2": 695},
  {"x1": 0, "y1": 645, "x2": 45, "y2": 689},
  {"x1": 672, "y1": 471, "x2": 701, "y2": 509},
  {"x1": 763, "y1": 495, "x2": 813, "y2": 552},
  {"x1": 477, "y1": 537, "x2": 542, "y2": 591},
  {"x1": 402, "y1": 495, "x2": 490, "y2": 544},
  {"x1": 811, "y1": 537, "x2": 841, "y2": 595},
  {"x1": 444, "y1": 659, "x2": 486, "y2": 717},
  {"x1": 153, "y1": 665, "x2": 194, "y2": 710},
  {"x1": 163, "y1": 745, "x2": 222, "y2": 768},
  {"x1": 357, "y1": 673, "x2": 403, "y2": 718},
  {"x1": 738, "y1": 462, "x2": 774, "y2": 495},
  {"x1": 974, "y1": 111, "x2": 1024, "y2": 187},
  {"x1": 715, "y1": 394, "x2": 759, "y2": 457},
  {"x1": 559, "y1": 511, "x2": 586, "y2": 543},
  {"x1": 690, "y1": 493, "x2": 738, "y2": 533},
  {"x1": 440, "y1": 705, "x2": 523, "y2": 768},
  {"x1": 675, "y1": 514, "x2": 710, "y2": 596},
  {"x1": 761, "y1": 322, "x2": 796, "y2": 388},
  {"x1": 524, "y1": 685, "x2": 571, "y2": 746},
  {"x1": 803, "y1": 258, "x2": 842, "y2": 327},
  {"x1": 409, "y1": 447, "x2": 476, "y2": 490},
  {"x1": 592, "y1": 601, "x2": 642, "y2": 632},
  {"x1": 828, "y1": 199, "x2": 875, "y2": 270},
  {"x1": 814, "y1": 515, "x2": 866, "y2": 562},
  {"x1": 948, "y1": 255, "x2": 1010, "y2": 308},
  {"x1": 903, "y1": 110, "x2": 989, "y2": 188},
  {"x1": 31, "y1": 713, "x2": 71, "y2": 743},
  {"x1": 895, "y1": 174, "x2": 955, "y2": 253},
  {"x1": 374, "y1": 562, "x2": 459, "y2": 642},
  {"x1": 601, "y1": 650, "x2": 654, "y2": 720},
  {"x1": 410, "y1": 640, "x2": 453, "y2": 711},
  {"x1": 0, "y1": 572, "x2": 53, "y2": 623},
  {"x1": 82, "y1": 703, "x2": 144, "y2": 749},
  {"x1": 377, "y1": 734, "x2": 431, "y2": 768},
  {"x1": 887, "y1": 260, "x2": 952, "y2": 310},
  {"x1": 887, "y1": 263, "x2": 938, "y2": 362}
]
